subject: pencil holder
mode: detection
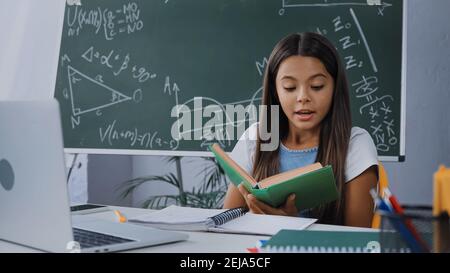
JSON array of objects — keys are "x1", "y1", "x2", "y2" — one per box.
[{"x1": 377, "y1": 205, "x2": 450, "y2": 253}]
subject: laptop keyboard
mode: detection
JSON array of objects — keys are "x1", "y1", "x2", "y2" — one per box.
[{"x1": 73, "y1": 228, "x2": 135, "y2": 249}]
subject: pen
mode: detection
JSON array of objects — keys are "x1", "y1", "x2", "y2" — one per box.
[
  {"x1": 114, "y1": 210, "x2": 127, "y2": 223},
  {"x1": 383, "y1": 189, "x2": 430, "y2": 252},
  {"x1": 370, "y1": 189, "x2": 423, "y2": 253},
  {"x1": 256, "y1": 239, "x2": 268, "y2": 248}
]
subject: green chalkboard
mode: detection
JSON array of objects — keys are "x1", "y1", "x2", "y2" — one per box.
[{"x1": 54, "y1": 0, "x2": 405, "y2": 160}]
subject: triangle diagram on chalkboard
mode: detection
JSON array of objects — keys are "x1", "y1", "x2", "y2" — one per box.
[{"x1": 67, "y1": 65, "x2": 132, "y2": 116}]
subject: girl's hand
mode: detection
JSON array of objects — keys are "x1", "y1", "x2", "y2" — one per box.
[{"x1": 238, "y1": 184, "x2": 298, "y2": 217}]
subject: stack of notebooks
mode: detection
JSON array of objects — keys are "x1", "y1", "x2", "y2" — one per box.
[{"x1": 253, "y1": 230, "x2": 411, "y2": 253}]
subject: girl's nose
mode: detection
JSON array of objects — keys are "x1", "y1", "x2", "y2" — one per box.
[{"x1": 297, "y1": 87, "x2": 311, "y2": 103}]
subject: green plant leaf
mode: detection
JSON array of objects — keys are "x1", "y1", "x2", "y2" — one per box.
[
  {"x1": 119, "y1": 155, "x2": 228, "y2": 210},
  {"x1": 195, "y1": 157, "x2": 228, "y2": 193},
  {"x1": 141, "y1": 195, "x2": 181, "y2": 209},
  {"x1": 116, "y1": 173, "x2": 182, "y2": 199},
  {"x1": 166, "y1": 156, "x2": 181, "y2": 164}
]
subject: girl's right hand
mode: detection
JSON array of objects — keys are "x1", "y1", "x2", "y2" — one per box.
[{"x1": 237, "y1": 184, "x2": 298, "y2": 217}]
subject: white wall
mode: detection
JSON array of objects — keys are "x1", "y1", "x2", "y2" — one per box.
[
  {"x1": 0, "y1": 1, "x2": 133, "y2": 206},
  {"x1": 0, "y1": 0, "x2": 91, "y2": 204},
  {"x1": 382, "y1": 0, "x2": 450, "y2": 205},
  {"x1": 87, "y1": 154, "x2": 132, "y2": 206},
  {"x1": 0, "y1": 0, "x2": 65, "y2": 100}
]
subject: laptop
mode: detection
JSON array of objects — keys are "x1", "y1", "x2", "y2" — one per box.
[{"x1": 0, "y1": 100, "x2": 188, "y2": 252}]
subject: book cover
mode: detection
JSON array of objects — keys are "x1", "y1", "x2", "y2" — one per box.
[{"x1": 209, "y1": 143, "x2": 338, "y2": 211}]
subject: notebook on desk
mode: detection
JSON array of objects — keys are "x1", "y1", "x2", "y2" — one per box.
[
  {"x1": 128, "y1": 205, "x2": 317, "y2": 236},
  {"x1": 259, "y1": 230, "x2": 402, "y2": 253}
]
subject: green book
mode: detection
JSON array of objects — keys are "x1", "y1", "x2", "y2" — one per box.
[
  {"x1": 262, "y1": 230, "x2": 381, "y2": 253},
  {"x1": 209, "y1": 143, "x2": 338, "y2": 211}
]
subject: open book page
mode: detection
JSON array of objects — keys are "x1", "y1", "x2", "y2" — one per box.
[
  {"x1": 258, "y1": 162, "x2": 323, "y2": 189},
  {"x1": 210, "y1": 143, "x2": 257, "y2": 186},
  {"x1": 129, "y1": 205, "x2": 317, "y2": 235},
  {"x1": 212, "y1": 213, "x2": 317, "y2": 235},
  {"x1": 129, "y1": 205, "x2": 226, "y2": 225}
]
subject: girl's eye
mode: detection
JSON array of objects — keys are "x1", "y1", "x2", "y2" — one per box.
[
  {"x1": 311, "y1": 85, "x2": 324, "y2": 91},
  {"x1": 284, "y1": 86, "x2": 296, "y2": 91}
]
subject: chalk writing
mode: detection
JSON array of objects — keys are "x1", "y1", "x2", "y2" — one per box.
[
  {"x1": 66, "y1": 2, "x2": 144, "y2": 40},
  {"x1": 99, "y1": 120, "x2": 179, "y2": 150},
  {"x1": 81, "y1": 46, "x2": 156, "y2": 83}
]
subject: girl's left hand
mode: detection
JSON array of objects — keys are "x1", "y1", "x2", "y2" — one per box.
[{"x1": 238, "y1": 184, "x2": 298, "y2": 217}]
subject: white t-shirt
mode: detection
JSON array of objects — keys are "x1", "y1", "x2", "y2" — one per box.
[{"x1": 229, "y1": 123, "x2": 379, "y2": 183}]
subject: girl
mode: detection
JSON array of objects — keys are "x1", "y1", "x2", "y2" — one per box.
[{"x1": 223, "y1": 32, "x2": 378, "y2": 227}]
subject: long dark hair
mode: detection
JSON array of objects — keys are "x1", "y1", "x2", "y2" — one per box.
[{"x1": 252, "y1": 32, "x2": 352, "y2": 225}]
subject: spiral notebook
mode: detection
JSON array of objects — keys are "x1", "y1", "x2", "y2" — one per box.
[
  {"x1": 260, "y1": 230, "x2": 389, "y2": 253},
  {"x1": 128, "y1": 205, "x2": 317, "y2": 236}
]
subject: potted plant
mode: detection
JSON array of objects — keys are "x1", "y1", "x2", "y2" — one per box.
[{"x1": 117, "y1": 156, "x2": 228, "y2": 209}]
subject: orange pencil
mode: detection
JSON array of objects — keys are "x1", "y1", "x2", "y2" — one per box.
[{"x1": 114, "y1": 210, "x2": 127, "y2": 223}]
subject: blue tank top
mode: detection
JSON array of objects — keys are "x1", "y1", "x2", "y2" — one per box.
[
  {"x1": 279, "y1": 142, "x2": 318, "y2": 218},
  {"x1": 279, "y1": 143, "x2": 318, "y2": 172}
]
